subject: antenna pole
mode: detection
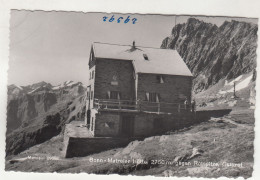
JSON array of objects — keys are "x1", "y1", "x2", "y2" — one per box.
[{"x1": 233, "y1": 81, "x2": 236, "y2": 98}]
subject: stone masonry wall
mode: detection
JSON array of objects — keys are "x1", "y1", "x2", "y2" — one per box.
[
  {"x1": 92, "y1": 111, "x2": 195, "y2": 137},
  {"x1": 64, "y1": 136, "x2": 132, "y2": 158},
  {"x1": 133, "y1": 112, "x2": 193, "y2": 137},
  {"x1": 137, "y1": 73, "x2": 192, "y2": 104},
  {"x1": 94, "y1": 59, "x2": 135, "y2": 100},
  {"x1": 64, "y1": 109, "x2": 231, "y2": 158},
  {"x1": 95, "y1": 112, "x2": 121, "y2": 137}
]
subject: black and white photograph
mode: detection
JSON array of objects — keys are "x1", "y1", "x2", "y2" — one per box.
[{"x1": 2, "y1": 4, "x2": 259, "y2": 179}]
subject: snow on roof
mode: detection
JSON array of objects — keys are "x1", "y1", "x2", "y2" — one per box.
[{"x1": 92, "y1": 42, "x2": 192, "y2": 76}]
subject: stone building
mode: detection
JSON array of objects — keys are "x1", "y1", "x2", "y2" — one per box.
[{"x1": 85, "y1": 42, "x2": 193, "y2": 137}]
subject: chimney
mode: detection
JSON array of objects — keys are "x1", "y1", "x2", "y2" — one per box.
[
  {"x1": 129, "y1": 41, "x2": 136, "y2": 52},
  {"x1": 132, "y1": 41, "x2": 136, "y2": 48}
]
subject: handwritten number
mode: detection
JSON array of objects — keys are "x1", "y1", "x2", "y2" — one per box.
[
  {"x1": 109, "y1": 15, "x2": 115, "y2": 22},
  {"x1": 132, "y1": 18, "x2": 137, "y2": 24},
  {"x1": 117, "y1": 17, "x2": 123, "y2": 23},
  {"x1": 103, "y1": 15, "x2": 137, "y2": 24},
  {"x1": 103, "y1": 16, "x2": 108, "y2": 22},
  {"x1": 124, "y1": 16, "x2": 130, "y2": 24}
]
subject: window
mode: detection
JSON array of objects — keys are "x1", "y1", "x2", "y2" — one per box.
[
  {"x1": 107, "y1": 91, "x2": 121, "y2": 100},
  {"x1": 89, "y1": 51, "x2": 94, "y2": 63},
  {"x1": 133, "y1": 71, "x2": 136, "y2": 80},
  {"x1": 145, "y1": 92, "x2": 160, "y2": 102},
  {"x1": 89, "y1": 72, "x2": 91, "y2": 80},
  {"x1": 91, "y1": 91, "x2": 93, "y2": 100},
  {"x1": 156, "y1": 75, "x2": 164, "y2": 83},
  {"x1": 91, "y1": 117, "x2": 94, "y2": 131},
  {"x1": 92, "y1": 70, "x2": 95, "y2": 79},
  {"x1": 87, "y1": 91, "x2": 89, "y2": 99},
  {"x1": 143, "y1": 53, "x2": 149, "y2": 60},
  {"x1": 111, "y1": 73, "x2": 118, "y2": 85},
  {"x1": 86, "y1": 110, "x2": 91, "y2": 125}
]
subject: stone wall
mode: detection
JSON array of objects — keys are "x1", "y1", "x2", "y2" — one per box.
[
  {"x1": 95, "y1": 112, "x2": 121, "y2": 137},
  {"x1": 64, "y1": 109, "x2": 231, "y2": 158},
  {"x1": 133, "y1": 112, "x2": 194, "y2": 137},
  {"x1": 92, "y1": 111, "x2": 196, "y2": 137},
  {"x1": 64, "y1": 136, "x2": 133, "y2": 158},
  {"x1": 94, "y1": 59, "x2": 135, "y2": 100},
  {"x1": 137, "y1": 73, "x2": 192, "y2": 104},
  {"x1": 133, "y1": 114, "x2": 154, "y2": 136}
]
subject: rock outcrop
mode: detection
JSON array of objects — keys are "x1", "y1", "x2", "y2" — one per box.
[{"x1": 161, "y1": 18, "x2": 257, "y2": 92}]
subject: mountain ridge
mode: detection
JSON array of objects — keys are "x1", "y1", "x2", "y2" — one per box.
[
  {"x1": 6, "y1": 80, "x2": 87, "y2": 156},
  {"x1": 161, "y1": 18, "x2": 257, "y2": 92}
]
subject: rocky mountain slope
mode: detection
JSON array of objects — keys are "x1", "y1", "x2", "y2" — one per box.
[
  {"x1": 6, "y1": 81, "x2": 86, "y2": 156},
  {"x1": 195, "y1": 71, "x2": 256, "y2": 110},
  {"x1": 161, "y1": 18, "x2": 257, "y2": 92}
]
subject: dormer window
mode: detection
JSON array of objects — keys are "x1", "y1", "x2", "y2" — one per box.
[{"x1": 143, "y1": 54, "x2": 149, "y2": 60}]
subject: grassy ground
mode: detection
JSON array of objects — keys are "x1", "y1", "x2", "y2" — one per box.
[{"x1": 5, "y1": 108, "x2": 254, "y2": 178}]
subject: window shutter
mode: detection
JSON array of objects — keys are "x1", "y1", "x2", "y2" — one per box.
[
  {"x1": 156, "y1": 93, "x2": 160, "y2": 102},
  {"x1": 145, "y1": 92, "x2": 149, "y2": 101},
  {"x1": 104, "y1": 123, "x2": 109, "y2": 128},
  {"x1": 107, "y1": 91, "x2": 111, "y2": 99},
  {"x1": 160, "y1": 76, "x2": 164, "y2": 83},
  {"x1": 117, "y1": 92, "x2": 121, "y2": 100}
]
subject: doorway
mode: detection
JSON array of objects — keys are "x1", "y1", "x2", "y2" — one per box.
[{"x1": 121, "y1": 115, "x2": 135, "y2": 137}]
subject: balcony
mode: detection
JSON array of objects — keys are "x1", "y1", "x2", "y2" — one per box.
[{"x1": 93, "y1": 98, "x2": 189, "y2": 114}]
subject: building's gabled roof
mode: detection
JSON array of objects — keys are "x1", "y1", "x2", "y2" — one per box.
[{"x1": 92, "y1": 42, "x2": 193, "y2": 77}]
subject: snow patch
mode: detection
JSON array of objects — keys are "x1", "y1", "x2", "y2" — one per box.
[
  {"x1": 52, "y1": 85, "x2": 61, "y2": 90},
  {"x1": 66, "y1": 81, "x2": 78, "y2": 87},
  {"x1": 219, "y1": 74, "x2": 252, "y2": 94},
  {"x1": 225, "y1": 75, "x2": 243, "y2": 86},
  {"x1": 28, "y1": 87, "x2": 40, "y2": 94},
  {"x1": 232, "y1": 74, "x2": 253, "y2": 91},
  {"x1": 15, "y1": 85, "x2": 23, "y2": 90},
  {"x1": 218, "y1": 90, "x2": 228, "y2": 95},
  {"x1": 64, "y1": 80, "x2": 73, "y2": 85}
]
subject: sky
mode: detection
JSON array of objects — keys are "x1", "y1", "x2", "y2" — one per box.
[{"x1": 8, "y1": 10, "x2": 258, "y2": 86}]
